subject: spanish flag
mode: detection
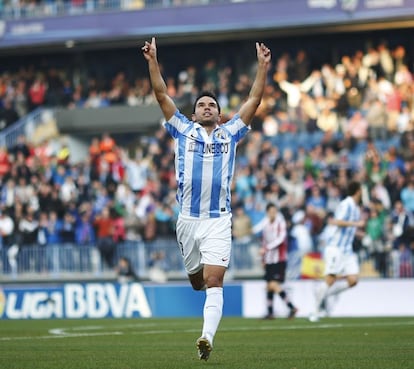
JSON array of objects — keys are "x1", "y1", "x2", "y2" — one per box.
[{"x1": 300, "y1": 252, "x2": 325, "y2": 279}]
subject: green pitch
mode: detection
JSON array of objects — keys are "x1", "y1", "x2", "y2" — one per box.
[{"x1": 1, "y1": 317, "x2": 413, "y2": 369}]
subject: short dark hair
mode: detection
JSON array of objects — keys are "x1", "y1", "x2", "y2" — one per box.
[
  {"x1": 347, "y1": 181, "x2": 361, "y2": 196},
  {"x1": 266, "y1": 202, "x2": 277, "y2": 212},
  {"x1": 193, "y1": 91, "x2": 221, "y2": 114}
]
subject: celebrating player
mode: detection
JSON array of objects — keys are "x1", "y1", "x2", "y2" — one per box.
[{"x1": 142, "y1": 37, "x2": 271, "y2": 360}]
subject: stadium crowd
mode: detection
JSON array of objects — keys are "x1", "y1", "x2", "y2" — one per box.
[{"x1": 0, "y1": 37, "x2": 413, "y2": 279}]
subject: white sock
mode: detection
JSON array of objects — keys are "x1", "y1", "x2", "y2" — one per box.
[
  {"x1": 326, "y1": 280, "x2": 349, "y2": 297},
  {"x1": 314, "y1": 282, "x2": 329, "y2": 314},
  {"x1": 202, "y1": 287, "x2": 223, "y2": 346}
]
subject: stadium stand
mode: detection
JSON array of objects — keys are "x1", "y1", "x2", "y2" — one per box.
[{"x1": 0, "y1": 0, "x2": 413, "y2": 282}]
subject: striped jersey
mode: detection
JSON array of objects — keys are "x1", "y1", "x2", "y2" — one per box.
[
  {"x1": 326, "y1": 196, "x2": 361, "y2": 254},
  {"x1": 257, "y1": 212, "x2": 288, "y2": 264},
  {"x1": 163, "y1": 110, "x2": 249, "y2": 218}
]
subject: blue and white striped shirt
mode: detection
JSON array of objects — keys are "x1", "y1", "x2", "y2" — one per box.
[
  {"x1": 326, "y1": 196, "x2": 361, "y2": 254},
  {"x1": 163, "y1": 110, "x2": 249, "y2": 218}
]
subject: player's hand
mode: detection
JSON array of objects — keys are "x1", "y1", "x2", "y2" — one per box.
[
  {"x1": 256, "y1": 42, "x2": 271, "y2": 66},
  {"x1": 142, "y1": 37, "x2": 157, "y2": 61},
  {"x1": 356, "y1": 220, "x2": 366, "y2": 228}
]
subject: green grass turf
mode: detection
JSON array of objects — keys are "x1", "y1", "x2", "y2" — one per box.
[{"x1": 1, "y1": 317, "x2": 413, "y2": 369}]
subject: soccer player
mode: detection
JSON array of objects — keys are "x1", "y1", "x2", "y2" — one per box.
[
  {"x1": 142, "y1": 37, "x2": 271, "y2": 360},
  {"x1": 309, "y1": 180, "x2": 365, "y2": 322},
  {"x1": 255, "y1": 202, "x2": 298, "y2": 320}
]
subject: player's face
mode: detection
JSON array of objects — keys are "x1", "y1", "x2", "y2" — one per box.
[
  {"x1": 192, "y1": 96, "x2": 220, "y2": 127},
  {"x1": 267, "y1": 206, "x2": 277, "y2": 222}
]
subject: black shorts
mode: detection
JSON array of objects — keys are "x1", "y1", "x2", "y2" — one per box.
[{"x1": 264, "y1": 261, "x2": 287, "y2": 282}]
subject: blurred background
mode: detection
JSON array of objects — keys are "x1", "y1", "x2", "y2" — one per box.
[{"x1": 0, "y1": 0, "x2": 413, "y2": 287}]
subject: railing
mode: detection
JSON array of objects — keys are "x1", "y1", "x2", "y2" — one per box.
[
  {"x1": 0, "y1": 108, "x2": 56, "y2": 149},
  {"x1": 1, "y1": 237, "x2": 412, "y2": 282},
  {"x1": 0, "y1": 238, "x2": 264, "y2": 281}
]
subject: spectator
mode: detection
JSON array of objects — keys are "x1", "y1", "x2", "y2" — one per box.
[
  {"x1": 93, "y1": 205, "x2": 116, "y2": 268},
  {"x1": 18, "y1": 207, "x2": 40, "y2": 271},
  {"x1": 45, "y1": 68, "x2": 64, "y2": 106},
  {"x1": 232, "y1": 205, "x2": 254, "y2": 269},
  {"x1": 364, "y1": 206, "x2": 387, "y2": 277},
  {"x1": 0, "y1": 208, "x2": 15, "y2": 273},
  {"x1": 316, "y1": 104, "x2": 339, "y2": 134},
  {"x1": 275, "y1": 70, "x2": 320, "y2": 131},
  {"x1": 122, "y1": 148, "x2": 149, "y2": 193},
  {"x1": 28, "y1": 75, "x2": 47, "y2": 110},
  {"x1": 74, "y1": 210, "x2": 95, "y2": 271},
  {"x1": 346, "y1": 111, "x2": 368, "y2": 140},
  {"x1": 365, "y1": 98, "x2": 388, "y2": 140},
  {"x1": 400, "y1": 177, "x2": 414, "y2": 214},
  {"x1": 0, "y1": 99, "x2": 19, "y2": 129},
  {"x1": 116, "y1": 256, "x2": 139, "y2": 283},
  {"x1": 45, "y1": 210, "x2": 63, "y2": 274},
  {"x1": 14, "y1": 79, "x2": 28, "y2": 118},
  {"x1": 0, "y1": 147, "x2": 11, "y2": 178},
  {"x1": 60, "y1": 211, "x2": 76, "y2": 244},
  {"x1": 60, "y1": 175, "x2": 78, "y2": 203},
  {"x1": 11, "y1": 135, "x2": 30, "y2": 160},
  {"x1": 306, "y1": 185, "x2": 327, "y2": 219},
  {"x1": 276, "y1": 165, "x2": 305, "y2": 210}
]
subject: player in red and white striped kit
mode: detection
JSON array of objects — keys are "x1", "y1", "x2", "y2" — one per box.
[{"x1": 256, "y1": 202, "x2": 298, "y2": 320}]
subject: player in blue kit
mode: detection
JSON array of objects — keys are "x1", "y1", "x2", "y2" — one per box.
[
  {"x1": 309, "y1": 180, "x2": 365, "y2": 322},
  {"x1": 142, "y1": 37, "x2": 271, "y2": 360}
]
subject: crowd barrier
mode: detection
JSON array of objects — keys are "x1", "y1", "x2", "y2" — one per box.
[
  {"x1": 1, "y1": 237, "x2": 412, "y2": 282},
  {"x1": 0, "y1": 238, "x2": 264, "y2": 281}
]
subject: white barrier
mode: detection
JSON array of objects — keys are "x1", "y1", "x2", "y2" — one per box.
[{"x1": 242, "y1": 279, "x2": 414, "y2": 318}]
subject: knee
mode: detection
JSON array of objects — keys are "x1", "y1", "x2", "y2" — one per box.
[
  {"x1": 205, "y1": 275, "x2": 223, "y2": 288},
  {"x1": 348, "y1": 278, "x2": 358, "y2": 288}
]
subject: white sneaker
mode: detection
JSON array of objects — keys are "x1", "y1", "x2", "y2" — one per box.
[{"x1": 196, "y1": 337, "x2": 213, "y2": 361}]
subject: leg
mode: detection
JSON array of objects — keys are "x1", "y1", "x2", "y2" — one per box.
[
  {"x1": 266, "y1": 262, "x2": 297, "y2": 319},
  {"x1": 265, "y1": 281, "x2": 275, "y2": 319},
  {"x1": 310, "y1": 274, "x2": 337, "y2": 321},
  {"x1": 265, "y1": 280, "x2": 297, "y2": 319},
  {"x1": 345, "y1": 274, "x2": 358, "y2": 288},
  {"x1": 195, "y1": 264, "x2": 226, "y2": 361},
  {"x1": 182, "y1": 214, "x2": 232, "y2": 360},
  {"x1": 188, "y1": 268, "x2": 205, "y2": 290},
  {"x1": 317, "y1": 274, "x2": 336, "y2": 304},
  {"x1": 271, "y1": 281, "x2": 297, "y2": 319},
  {"x1": 188, "y1": 264, "x2": 226, "y2": 290},
  {"x1": 318, "y1": 251, "x2": 360, "y2": 315},
  {"x1": 201, "y1": 265, "x2": 225, "y2": 342}
]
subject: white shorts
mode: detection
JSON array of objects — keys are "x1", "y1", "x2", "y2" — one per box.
[
  {"x1": 176, "y1": 213, "x2": 232, "y2": 275},
  {"x1": 323, "y1": 246, "x2": 359, "y2": 276}
]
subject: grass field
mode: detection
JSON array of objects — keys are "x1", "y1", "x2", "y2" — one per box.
[{"x1": 1, "y1": 317, "x2": 413, "y2": 369}]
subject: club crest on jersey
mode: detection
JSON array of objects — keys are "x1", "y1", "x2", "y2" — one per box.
[{"x1": 214, "y1": 129, "x2": 227, "y2": 140}]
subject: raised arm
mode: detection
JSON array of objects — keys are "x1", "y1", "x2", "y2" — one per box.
[
  {"x1": 238, "y1": 42, "x2": 271, "y2": 125},
  {"x1": 142, "y1": 37, "x2": 177, "y2": 121}
]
